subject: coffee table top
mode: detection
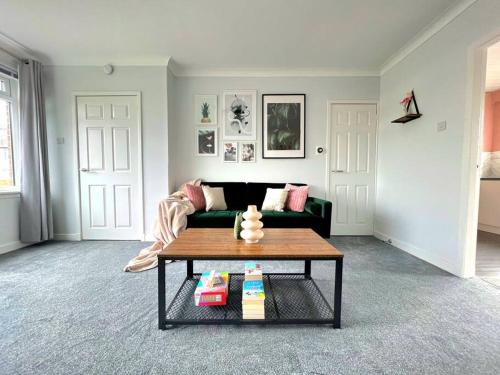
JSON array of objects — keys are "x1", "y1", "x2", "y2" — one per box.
[{"x1": 158, "y1": 228, "x2": 343, "y2": 260}]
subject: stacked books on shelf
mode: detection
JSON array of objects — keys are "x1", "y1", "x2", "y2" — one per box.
[
  {"x1": 194, "y1": 270, "x2": 229, "y2": 306},
  {"x1": 242, "y1": 262, "x2": 265, "y2": 319}
]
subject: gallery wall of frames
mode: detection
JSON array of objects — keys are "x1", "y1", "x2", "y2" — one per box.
[
  {"x1": 172, "y1": 75, "x2": 379, "y2": 195},
  {"x1": 194, "y1": 91, "x2": 306, "y2": 163}
]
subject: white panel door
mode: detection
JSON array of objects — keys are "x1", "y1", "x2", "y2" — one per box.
[
  {"x1": 77, "y1": 95, "x2": 142, "y2": 240},
  {"x1": 329, "y1": 104, "x2": 377, "y2": 235}
]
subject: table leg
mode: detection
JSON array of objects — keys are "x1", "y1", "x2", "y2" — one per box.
[
  {"x1": 158, "y1": 258, "x2": 166, "y2": 330},
  {"x1": 304, "y1": 260, "x2": 311, "y2": 278},
  {"x1": 333, "y1": 258, "x2": 343, "y2": 329},
  {"x1": 187, "y1": 260, "x2": 193, "y2": 278}
]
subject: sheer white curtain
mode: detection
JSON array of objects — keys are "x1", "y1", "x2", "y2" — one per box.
[{"x1": 19, "y1": 59, "x2": 52, "y2": 243}]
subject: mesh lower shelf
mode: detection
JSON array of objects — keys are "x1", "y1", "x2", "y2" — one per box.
[{"x1": 164, "y1": 273, "x2": 335, "y2": 325}]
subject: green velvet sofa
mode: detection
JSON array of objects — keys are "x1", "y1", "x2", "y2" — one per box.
[{"x1": 186, "y1": 182, "x2": 332, "y2": 238}]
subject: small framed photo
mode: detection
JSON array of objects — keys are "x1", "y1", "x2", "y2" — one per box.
[
  {"x1": 194, "y1": 95, "x2": 217, "y2": 125},
  {"x1": 195, "y1": 127, "x2": 218, "y2": 156},
  {"x1": 240, "y1": 142, "x2": 256, "y2": 163},
  {"x1": 223, "y1": 142, "x2": 238, "y2": 163},
  {"x1": 222, "y1": 90, "x2": 257, "y2": 140},
  {"x1": 262, "y1": 94, "x2": 305, "y2": 159}
]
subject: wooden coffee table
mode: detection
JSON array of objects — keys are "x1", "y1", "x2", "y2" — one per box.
[{"x1": 157, "y1": 228, "x2": 343, "y2": 329}]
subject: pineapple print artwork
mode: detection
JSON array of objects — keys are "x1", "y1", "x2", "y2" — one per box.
[
  {"x1": 201, "y1": 102, "x2": 211, "y2": 123},
  {"x1": 195, "y1": 95, "x2": 217, "y2": 125}
]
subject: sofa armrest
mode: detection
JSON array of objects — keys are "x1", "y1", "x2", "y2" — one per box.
[
  {"x1": 304, "y1": 200, "x2": 322, "y2": 217},
  {"x1": 304, "y1": 197, "x2": 332, "y2": 238}
]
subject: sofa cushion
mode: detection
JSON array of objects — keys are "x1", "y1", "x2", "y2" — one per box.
[
  {"x1": 188, "y1": 209, "x2": 322, "y2": 233},
  {"x1": 185, "y1": 184, "x2": 205, "y2": 211},
  {"x1": 203, "y1": 182, "x2": 247, "y2": 210},
  {"x1": 202, "y1": 186, "x2": 227, "y2": 211},
  {"x1": 246, "y1": 183, "x2": 284, "y2": 209},
  {"x1": 188, "y1": 210, "x2": 240, "y2": 228},
  {"x1": 285, "y1": 183, "x2": 309, "y2": 212},
  {"x1": 261, "y1": 188, "x2": 288, "y2": 211},
  {"x1": 260, "y1": 210, "x2": 323, "y2": 231}
]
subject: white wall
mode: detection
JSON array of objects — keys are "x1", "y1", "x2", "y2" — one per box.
[
  {"x1": 375, "y1": 0, "x2": 500, "y2": 276},
  {"x1": 167, "y1": 68, "x2": 177, "y2": 193},
  {"x1": 0, "y1": 194, "x2": 24, "y2": 254},
  {"x1": 169, "y1": 76, "x2": 379, "y2": 198},
  {"x1": 44, "y1": 66, "x2": 169, "y2": 241}
]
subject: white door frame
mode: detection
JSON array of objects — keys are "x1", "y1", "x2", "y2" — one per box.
[
  {"x1": 72, "y1": 91, "x2": 144, "y2": 241},
  {"x1": 325, "y1": 100, "x2": 379, "y2": 235},
  {"x1": 460, "y1": 32, "x2": 500, "y2": 277}
]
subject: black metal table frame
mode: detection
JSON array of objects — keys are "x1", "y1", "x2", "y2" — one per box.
[{"x1": 158, "y1": 257, "x2": 343, "y2": 329}]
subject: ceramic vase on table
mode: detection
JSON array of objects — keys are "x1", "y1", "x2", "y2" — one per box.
[{"x1": 240, "y1": 205, "x2": 264, "y2": 243}]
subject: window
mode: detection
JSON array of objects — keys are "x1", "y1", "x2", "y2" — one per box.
[{"x1": 0, "y1": 73, "x2": 19, "y2": 191}]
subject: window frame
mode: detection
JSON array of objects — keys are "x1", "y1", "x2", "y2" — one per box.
[{"x1": 0, "y1": 72, "x2": 20, "y2": 193}]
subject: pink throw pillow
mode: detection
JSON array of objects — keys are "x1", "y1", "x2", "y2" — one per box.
[
  {"x1": 285, "y1": 184, "x2": 309, "y2": 212},
  {"x1": 185, "y1": 184, "x2": 206, "y2": 211}
]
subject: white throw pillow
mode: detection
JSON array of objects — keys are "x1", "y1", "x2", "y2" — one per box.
[
  {"x1": 202, "y1": 186, "x2": 227, "y2": 211},
  {"x1": 261, "y1": 188, "x2": 288, "y2": 211}
]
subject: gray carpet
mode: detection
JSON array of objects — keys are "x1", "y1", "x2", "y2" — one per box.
[{"x1": 0, "y1": 237, "x2": 499, "y2": 375}]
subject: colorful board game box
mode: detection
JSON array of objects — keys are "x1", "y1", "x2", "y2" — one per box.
[{"x1": 194, "y1": 271, "x2": 229, "y2": 306}]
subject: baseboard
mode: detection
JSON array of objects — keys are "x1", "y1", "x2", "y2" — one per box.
[
  {"x1": 53, "y1": 233, "x2": 81, "y2": 241},
  {"x1": 0, "y1": 241, "x2": 29, "y2": 255},
  {"x1": 478, "y1": 223, "x2": 500, "y2": 235},
  {"x1": 144, "y1": 233, "x2": 155, "y2": 242},
  {"x1": 373, "y1": 230, "x2": 462, "y2": 277}
]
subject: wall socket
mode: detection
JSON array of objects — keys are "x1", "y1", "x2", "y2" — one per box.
[{"x1": 437, "y1": 121, "x2": 447, "y2": 132}]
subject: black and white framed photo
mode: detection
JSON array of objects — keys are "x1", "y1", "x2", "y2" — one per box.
[
  {"x1": 262, "y1": 94, "x2": 305, "y2": 159},
  {"x1": 195, "y1": 127, "x2": 218, "y2": 156},
  {"x1": 240, "y1": 142, "x2": 256, "y2": 163},
  {"x1": 222, "y1": 90, "x2": 257, "y2": 140},
  {"x1": 194, "y1": 95, "x2": 217, "y2": 125},
  {"x1": 223, "y1": 142, "x2": 238, "y2": 163}
]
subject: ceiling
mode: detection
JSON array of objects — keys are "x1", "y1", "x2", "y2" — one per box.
[
  {"x1": 486, "y1": 42, "x2": 500, "y2": 92},
  {"x1": 0, "y1": 0, "x2": 462, "y2": 74}
]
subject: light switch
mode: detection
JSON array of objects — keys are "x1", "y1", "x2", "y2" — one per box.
[{"x1": 437, "y1": 121, "x2": 447, "y2": 132}]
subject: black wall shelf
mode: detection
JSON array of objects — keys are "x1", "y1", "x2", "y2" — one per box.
[{"x1": 392, "y1": 90, "x2": 422, "y2": 124}]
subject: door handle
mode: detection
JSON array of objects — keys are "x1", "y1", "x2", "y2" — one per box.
[
  {"x1": 332, "y1": 170, "x2": 345, "y2": 173},
  {"x1": 80, "y1": 168, "x2": 88, "y2": 172}
]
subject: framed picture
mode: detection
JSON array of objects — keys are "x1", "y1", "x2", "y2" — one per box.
[
  {"x1": 194, "y1": 95, "x2": 217, "y2": 125},
  {"x1": 223, "y1": 142, "x2": 238, "y2": 163},
  {"x1": 195, "y1": 127, "x2": 218, "y2": 156},
  {"x1": 222, "y1": 90, "x2": 257, "y2": 140},
  {"x1": 262, "y1": 94, "x2": 305, "y2": 159},
  {"x1": 240, "y1": 142, "x2": 256, "y2": 163}
]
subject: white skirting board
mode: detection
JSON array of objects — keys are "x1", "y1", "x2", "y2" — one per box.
[
  {"x1": 374, "y1": 231, "x2": 462, "y2": 277},
  {"x1": 478, "y1": 223, "x2": 500, "y2": 236},
  {"x1": 0, "y1": 241, "x2": 29, "y2": 255},
  {"x1": 52, "y1": 233, "x2": 151, "y2": 241},
  {"x1": 53, "y1": 233, "x2": 81, "y2": 241}
]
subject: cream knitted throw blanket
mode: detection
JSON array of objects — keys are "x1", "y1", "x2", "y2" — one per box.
[{"x1": 123, "y1": 179, "x2": 201, "y2": 272}]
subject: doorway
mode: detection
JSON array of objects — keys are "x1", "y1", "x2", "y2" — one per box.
[
  {"x1": 75, "y1": 93, "x2": 143, "y2": 240},
  {"x1": 475, "y1": 41, "x2": 500, "y2": 287},
  {"x1": 326, "y1": 102, "x2": 378, "y2": 235}
]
